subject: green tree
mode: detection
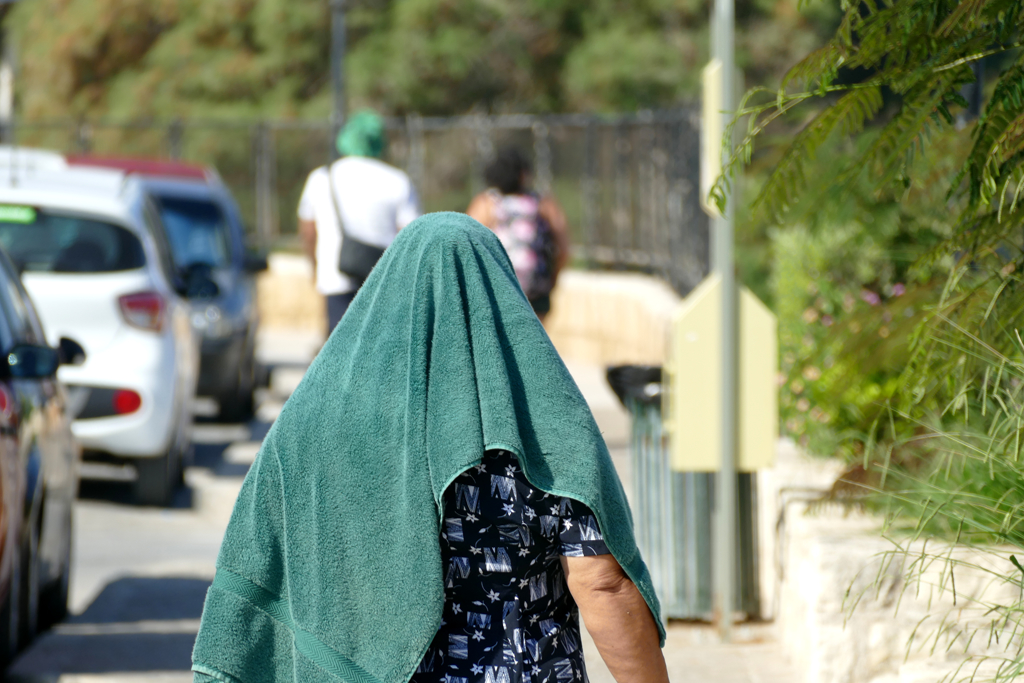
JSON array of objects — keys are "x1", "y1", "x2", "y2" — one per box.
[
  {"x1": 715, "y1": 0, "x2": 1024, "y2": 439},
  {"x1": 718, "y1": 1, "x2": 1023, "y2": 234},
  {"x1": 9, "y1": 0, "x2": 839, "y2": 119},
  {"x1": 725, "y1": 5, "x2": 1024, "y2": 680}
]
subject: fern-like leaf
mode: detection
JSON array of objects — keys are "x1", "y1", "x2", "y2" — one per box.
[
  {"x1": 752, "y1": 86, "x2": 884, "y2": 220},
  {"x1": 939, "y1": 0, "x2": 990, "y2": 36},
  {"x1": 780, "y1": 43, "x2": 844, "y2": 93}
]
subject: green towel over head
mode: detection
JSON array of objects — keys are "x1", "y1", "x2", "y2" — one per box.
[{"x1": 192, "y1": 213, "x2": 663, "y2": 683}]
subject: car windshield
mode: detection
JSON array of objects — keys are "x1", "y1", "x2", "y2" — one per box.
[
  {"x1": 155, "y1": 196, "x2": 232, "y2": 269},
  {"x1": 0, "y1": 206, "x2": 146, "y2": 273}
]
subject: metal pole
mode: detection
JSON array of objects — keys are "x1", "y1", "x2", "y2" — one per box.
[
  {"x1": 0, "y1": 27, "x2": 13, "y2": 145},
  {"x1": 76, "y1": 120, "x2": 92, "y2": 155},
  {"x1": 613, "y1": 125, "x2": 631, "y2": 267},
  {"x1": 252, "y1": 123, "x2": 267, "y2": 248},
  {"x1": 581, "y1": 118, "x2": 598, "y2": 267},
  {"x1": 167, "y1": 119, "x2": 184, "y2": 160},
  {"x1": 406, "y1": 113, "x2": 426, "y2": 200},
  {"x1": 255, "y1": 123, "x2": 278, "y2": 246},
  {"x1": 532, "y1": 121, "x2": 552, "y2": 197},
  {"x1": 712, "y1": 0, "x2": 738, "y2": 643},
  {"x1": 330, "y1": 0, "x2": 346, "y2": 160},
  {"x1": 471, "y1": 114, "x2": 493, "y2": 195}
]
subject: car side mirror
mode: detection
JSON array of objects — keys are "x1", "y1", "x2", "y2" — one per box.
[
  {"x1": 6, "y1": 344, "x2": 60, "y2": 379},
  {"x1": 243, "y1": 252, "x2": 268, "y2": 273},
  {"x1": 58, "y1": 337, "x2": 86, "y2": 366},
  {"x1": 180, "y1": 264, "x2": 220, "y2": 300}
]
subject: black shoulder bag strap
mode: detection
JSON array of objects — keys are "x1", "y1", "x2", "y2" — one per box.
[{"x1": 327, "y1": 162, "x2": 386, "y2": 282}]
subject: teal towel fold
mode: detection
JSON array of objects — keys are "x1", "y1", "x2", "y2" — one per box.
[{"x1": 192, "y1": 212, "x2": 664, "y2": 683}]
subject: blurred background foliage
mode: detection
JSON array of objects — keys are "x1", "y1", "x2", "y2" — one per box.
[
  {"x1": 721, "y1": 0, "x2": 1024, "y2": 483},
  {"x1": 8, "y1": 0, "x2": 842, "y2": 118},
  {"x1": 758, "y1": 130, "x2": 968, "y2": 463}
]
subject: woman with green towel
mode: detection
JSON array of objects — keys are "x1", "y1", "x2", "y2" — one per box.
[{"x1": 192, "y1": 213, "x2": 668, "y2": 683}]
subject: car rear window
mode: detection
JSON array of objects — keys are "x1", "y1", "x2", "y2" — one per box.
[
  {"x1": 0, "y1": 206, "x2": 145, "y2": 273},
  {"x1": 155, "y1": 197, "x2": 232, "y2": 269}
]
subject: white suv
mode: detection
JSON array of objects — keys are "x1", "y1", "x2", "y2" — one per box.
[{"x1": 0, "y1": 161, "x2": 199, "y2": 504}]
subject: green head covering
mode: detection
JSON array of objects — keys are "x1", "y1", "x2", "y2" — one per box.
[
  {"x1": 336, "y1": 110, "x2": 387, "y2": 158},
  {"x1": 192, "y1": 213, "x2": 663, "y2": 683}
]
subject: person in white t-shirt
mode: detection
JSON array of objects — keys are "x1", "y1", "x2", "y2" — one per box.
[{"x1": 298, "y1": 111, "x2": 420, "y2": 332}]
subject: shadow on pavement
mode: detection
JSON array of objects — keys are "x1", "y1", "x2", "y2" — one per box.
[
  {"x1": 72, "y1": 576, "x2": 209, "y2": 624},
  {"x1": 7, "y1": 577, "x2": 210, "y2": 678}
]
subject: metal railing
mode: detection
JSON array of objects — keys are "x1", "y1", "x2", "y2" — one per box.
[
  {"x1": 12, "y1": 109, "x2": 708, "y2": 295},
  {"x1": 628, "y1": 394, "x2": 761, "y2": 621}
]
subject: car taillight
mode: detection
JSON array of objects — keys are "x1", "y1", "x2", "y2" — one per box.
[
  {"x1": 112, "y1": 389, "x2": 142, "y2": 415},
  {"x1": 118, "y1": 291, "x2": 165, "y2": 332}
]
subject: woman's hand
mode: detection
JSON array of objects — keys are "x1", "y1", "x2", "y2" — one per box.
[{"x1": 561, "y1": 554, "x2": 669, "y2": 683}]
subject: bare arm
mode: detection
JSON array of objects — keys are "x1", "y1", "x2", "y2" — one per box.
[
  {"x1": 466, "y1": 192, "x2": 495, "y2": 229},
  {"x1": 562, "y1": 554, "x2": 668, "y2": 683},
  {"x1": 539, "y1": 196, "x2": 570, "y2": 283},
  {"x1": 299, "y1": 218, "x2": 317, "y2": 276}
]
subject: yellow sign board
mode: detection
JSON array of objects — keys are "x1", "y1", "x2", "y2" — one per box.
[
  {"x1": 701, "y1": 59, "x2": 723, "y2": 218},
  {"x1": 664, "y1": 274, "x2": 777, "y2": 472}
]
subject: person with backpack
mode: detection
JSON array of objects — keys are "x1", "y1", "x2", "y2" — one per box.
[
  {"x1": 466, "y1": 147, "x2": 570, "y2": 321},
  {"x1": 298, "y1": 110, "x2": 421, "y2": 333}
]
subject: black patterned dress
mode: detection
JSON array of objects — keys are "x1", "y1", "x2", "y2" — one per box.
[{"x1": 411, "y1": 449, "x2": 610, "y2": 683}]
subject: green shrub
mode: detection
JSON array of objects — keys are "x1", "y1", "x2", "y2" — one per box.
[{"x1": 763, "y1": 135, "x2": 950, "y2": 459}]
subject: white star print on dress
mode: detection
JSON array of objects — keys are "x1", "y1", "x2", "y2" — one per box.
[{"x1": 411, "y1": 450, "x2": 610, "y2": 683}]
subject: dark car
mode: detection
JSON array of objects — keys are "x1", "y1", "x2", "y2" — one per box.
[
  {"x1": 66, "y1": 157, "x2": 267, "y2": 422},
  {"x1": 0, "y1": 247, "x2": 81, "y2": 665}
]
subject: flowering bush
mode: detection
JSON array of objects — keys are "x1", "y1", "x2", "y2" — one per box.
[
  {"x1": 774, "y1": 224, "x2": 914, "y2": 456},
  {"x1": 765, "y1": 137, "x2": 952, "y2": 459}
]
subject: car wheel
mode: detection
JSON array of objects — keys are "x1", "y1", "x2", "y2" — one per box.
[
  {"x1": 177, "y1": 442, "x2": 193, "y2": 487},
  {"x1": 0, "y1": 540, "x2": 21, "y2": 666},
  {"x1": 18, "y1": 516, "x2": 39, "y2": 645},
  {"x1": 218, "y1": 353, "x2": 255, "y2": 423},
  {"x1": 39, "y1": 509, "x2": 71, "y2": 629},
  {"x1": 218, "y1": 389, "x2": 254, "y2": 423},
  {"x1": 134, "y1": 451, "x2": 177, "y2": 507}
]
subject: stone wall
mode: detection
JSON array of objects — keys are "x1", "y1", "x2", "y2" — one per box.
[
  {"x1": 544, "y1": 270, "x2": 679, "y2": 366},
  {"x1": 256, "y1": 253, "x2": 325, "y2": 333},
  {"x1": 257, "y1": 254, "x2": 681, "y2": 366},
  {"x1": 768, "y1": 443, "x2": 1020, "y2": 683}
]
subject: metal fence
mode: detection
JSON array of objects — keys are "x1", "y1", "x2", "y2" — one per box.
[
  {"x1": 611, "y1": 367, "x2": 761, "y2": 621},
  {"x1": 12, "y1": 109, "x2": 708, "y2": 295}
]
